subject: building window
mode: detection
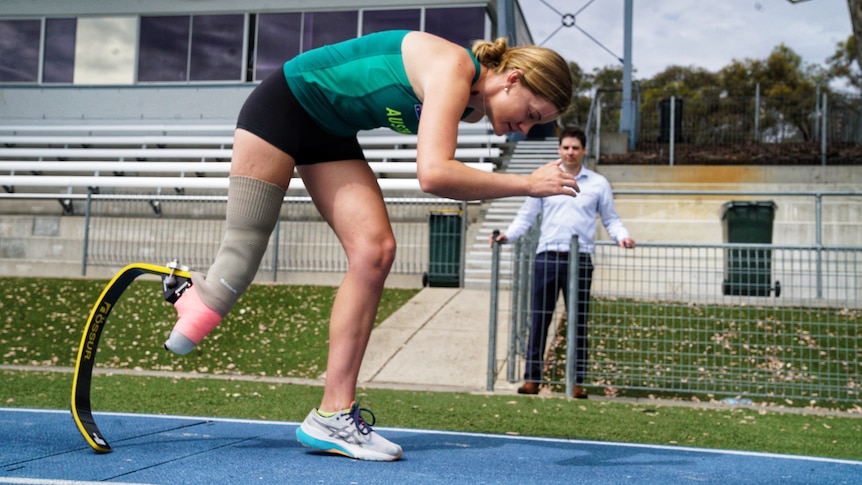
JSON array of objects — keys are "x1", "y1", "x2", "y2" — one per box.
[
  {"x1": 138, "y1": 14, "x2": 245, "y2": 83},
  {"x1": 190, "y1": 14, "x2": 245, "y2": 81},
  {"x1": 0, "y1": 6, "x2": 490, "y2": 86},
  {"x1": 302, "y1": 11, "x2": 358, "y2": 50},
  {"x1": 43, "y1": 18, "x2": 76, "y2": 83},
  {"x1": 0, "y1": 19, "x2": 41, "y2": 82},
  {"x1": 255, "y1": 12, "x2": 301, "y2": 81},
  {"x1": 138, "y1": 16, "x2": 190, "y2": 82},
  {"x1": 73, "y1": 17, "x2": 136, "y2": 84},
  {"x1": 425, "y1": 7, "x2": 486, "y2": 48},
  {"x1": 362, "y1": 9, "x2": 421, "y2": 35}
]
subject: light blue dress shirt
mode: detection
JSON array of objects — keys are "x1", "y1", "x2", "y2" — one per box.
[{"x1": 503, "y1": 164, "x2": 630, "y2": 254}]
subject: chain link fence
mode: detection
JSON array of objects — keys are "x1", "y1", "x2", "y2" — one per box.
[
  {"x1": 491, "y1": 234, "x2": 860, "y2": 404},
  {"x1": 587, "y1": 87, "x2": 862, "y2": 165},
  {"x1": 83, "y1": 193, "x2": 465, "y2": 281}
]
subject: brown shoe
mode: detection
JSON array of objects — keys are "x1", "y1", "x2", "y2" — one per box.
[
  {"x1": 517, "y1": 382, "x2": 540, "y2": 395},
  {"x1": 573, "y1": 385, "x2": 588, "y2": 399}
]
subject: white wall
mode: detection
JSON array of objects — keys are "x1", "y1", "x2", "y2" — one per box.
[{"x1": 0, "y1": 84, "x2": 253, "y2": 122}]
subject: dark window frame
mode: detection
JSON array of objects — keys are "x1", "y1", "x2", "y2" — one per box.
[{"x1": 0, "y1": 6, "x2": 489, "y2": 85}]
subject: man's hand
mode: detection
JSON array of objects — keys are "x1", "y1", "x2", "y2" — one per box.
[
  {"x1": 489, "y1": 232, "x2": 509, "y2": 247},
  {"x1": 619, "y1": 237, "x2": 636, "y2": 249}
]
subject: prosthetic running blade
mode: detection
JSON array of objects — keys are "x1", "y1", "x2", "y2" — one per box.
[{"x1": 71, "y1": 261, "x2": 191, "y2": 453}]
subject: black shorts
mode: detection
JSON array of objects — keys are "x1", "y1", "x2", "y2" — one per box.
[{"x1": 236, "y1": 70, "x2": 365, "y2": 165}]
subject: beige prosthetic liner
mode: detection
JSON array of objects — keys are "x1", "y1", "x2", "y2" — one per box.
[{"x1": 165, "y1": 175, "x2": 285, "y2": 354}]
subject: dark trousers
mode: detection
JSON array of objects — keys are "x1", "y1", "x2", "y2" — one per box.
[{"x1": 524, "y1": 251, "x2": 594, "y2": 384}]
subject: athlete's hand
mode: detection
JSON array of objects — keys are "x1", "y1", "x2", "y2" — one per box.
[{"x1": 527, "y1": 160, "x2": 579, "y2": 197}]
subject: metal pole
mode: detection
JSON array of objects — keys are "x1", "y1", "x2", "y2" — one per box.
[
  {"x1": 755, "y1": 83, "x2": 760, "y2": 142},
  {"x1": 565, "y1": 235, "x2": 580, "y2": 398},
  {"x1": 814, "y1": 83, "x2": 821, "y2": 142},
  {"x1": 460, "y1": 201, "x2": 467, "y2": 288},
  {"x1": 620, "y1": 0, "x2": 635, "y2": 149},
  {"x1": 507, "y1": 238, "x2": 522, "y2": 382},
  {"x1": 821, "y1": 93, "x2": 828, "y2": 166},
  {"x1": 516, "y1": 240, "x2": 531, "y2": 355},
  {"x1": 81, "y1": 189, "x2": 93, "y2": 276},
  {"x1": 488, "y1": 230, "x2": 501, "y2": 391},
  {"x1": 584, "y1": 88, "x2": 598, "y2": 168},
  {"x1": 669, "y1": 95, "x2": 675, "y2": 166},
  {"x1": 634, "y1": 81, "x2": 641, "y2": 147},
  {"x1": 272, "y1": 216, "x2": 280, "y2": 282},
  {"x1": 816, "y1": 194, "x2": 823, "y2": 299},
  {"x1": 596, "y1": 96, "x2": 602, "y2": 165},
  {"x1": 497, "y1": 0, "x2": 515, "y2": 42}
]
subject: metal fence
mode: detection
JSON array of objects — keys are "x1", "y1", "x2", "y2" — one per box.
[
  {"x1": 80, "y1": 192, "x2": 465, "y2": 281},
  {"x1": 489, "y1": 236, "x2": 861, "y2": 404},
  {"x1": 587, "y1": 87, "x2": 862, "y2": 166}
]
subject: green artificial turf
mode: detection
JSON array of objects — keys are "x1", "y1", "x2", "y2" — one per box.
[
  {"x1": 1, "y1": 276, "x2": 860, "y2": 461},
  {"x1": 3, "y1": 370, "x2": 860, "y2": 461}
]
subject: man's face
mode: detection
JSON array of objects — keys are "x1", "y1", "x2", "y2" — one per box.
[{"x1": 559, "y1": 135, "x2": 585, "y2": 170}]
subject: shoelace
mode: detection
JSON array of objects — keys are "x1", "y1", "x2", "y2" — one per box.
[{"x1": 347, "y1": 401, "x2": 376, "y2": 436}]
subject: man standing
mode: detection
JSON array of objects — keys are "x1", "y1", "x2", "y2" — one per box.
[{"x1": 492, "y1": 127, "x2": 635, "y2": 397}]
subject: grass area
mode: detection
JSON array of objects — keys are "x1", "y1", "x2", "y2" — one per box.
[
  {"x1": 2, "y1": 276, "x2": 861, "y2": 461},
  {"x1": 0, "y1": 276, "x2": 416, "y2": 376},
  {"x1": 543, "y1": 297, "x2": 860, "y2": 408}
]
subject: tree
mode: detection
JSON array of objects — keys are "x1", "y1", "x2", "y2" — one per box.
[
  {"x1": 580, "y1": 66, "x2": 625, "y2": 133},
  {"x1": 560, "y1": 61, "x2": 590, "y2": 128},
  {"x1": 713, "y1": 45, "x2": 820, "y2": 141},
  {"x1": 826, "y1": 34, "x2": 862, "y2": 91},
  {"x1": 637, "y1": 66, "x2": 729, "y2": 144},
  {"x1": 847, "y1": 0, "x2": 862, "y2": 84}
]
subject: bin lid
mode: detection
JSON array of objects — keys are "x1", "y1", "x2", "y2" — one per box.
[{"x1": 721, "y1": 200, "x2": 777, "y2": 219}]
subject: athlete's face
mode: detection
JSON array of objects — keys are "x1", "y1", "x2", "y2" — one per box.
[{"x1": 487, "y1": 82, "x2": 558, "y2": 136}]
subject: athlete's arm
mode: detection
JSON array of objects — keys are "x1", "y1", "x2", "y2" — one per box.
[{"x1": 402, "y1": 32, "x2": 576, "y2": 200}]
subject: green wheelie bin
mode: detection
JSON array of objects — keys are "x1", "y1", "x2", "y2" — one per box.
[
  {"x1": 721, "y1": 201, "x2": 780, "y2": 297},
  {"x1": 423, "y1": 210, "x2": 463, "y2": 287}
]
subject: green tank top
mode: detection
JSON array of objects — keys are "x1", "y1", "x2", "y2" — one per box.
[{"x1": 283, "y1": 30, "x2": 481, "y2": 137}]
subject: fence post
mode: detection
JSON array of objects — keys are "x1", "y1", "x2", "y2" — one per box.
[
  {"x1": 669, "y1": 95, "x2": 675, "y2": 166},
  {"x1": 754, "y1": 83, "x2": 761, "y2": 142},
  {"x1": 814, "y1": 83, "x2": 821, "y2": 142},
  {"x1": 271, "y1": 216, "x2": 281, "y2": 282},
  {"x1": 585, "y1": 88, "x2": 599, "y2": 168},
  {"x1": 816, "y1": 193, "x2": 823, "y2": 299},
  {"x1": 460, "y1": 202, "x2": 467, "y2": 288},
  {"x1": 507, "y1": 239, "x2": 521, "y2": 382},
  {"x1": 821, "y1": 93, "x2": 828, "y2": 166},
  {"x1": 487, "y1": 230, "x2": 501, "y2": 391},
  {"x1": 565, "y1": 235, "x2": 580, "y2": 398},
  {"x1": 81, "y1": 189, "x2": 94, "y2": 276},
  {"x1": 596, "y1": 96, "x2": 603, "y2": 166}
]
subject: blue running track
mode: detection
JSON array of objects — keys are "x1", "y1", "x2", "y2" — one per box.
[{"x1": 2, "y1": 408, "x2": 860, "y2": 484}]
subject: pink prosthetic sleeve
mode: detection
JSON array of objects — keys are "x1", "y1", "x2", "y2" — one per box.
[{"x1": 174, "y1": 285, "x2": 222, "y2": 342}]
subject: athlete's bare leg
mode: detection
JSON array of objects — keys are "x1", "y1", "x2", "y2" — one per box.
[{"x1": 298, "y1": 159, "x2": 396, "y2": 412}]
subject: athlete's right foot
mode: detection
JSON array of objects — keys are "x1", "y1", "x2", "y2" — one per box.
[
  {"x1": 296, "y1": 402, "x2": 402, "y2": 461},
  {"x1": 164, "y1": 285, "x2": 222, "y2": 355}
]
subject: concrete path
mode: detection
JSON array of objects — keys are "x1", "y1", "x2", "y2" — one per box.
[{"x1": 358, "y1": 287, "x2": 518, "y2": 394}]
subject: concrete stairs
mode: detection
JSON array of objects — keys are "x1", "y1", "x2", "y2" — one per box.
[{"x1": 464, "y1": 139, "x2": 559, "y2": 288}]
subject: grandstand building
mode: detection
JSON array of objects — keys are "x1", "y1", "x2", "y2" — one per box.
[
  {"x1": 0, "y1": 0, "x2": 533, "y2": 123},
  {"x1": 1, "y1": 1, "x2": 858, "y2": 288},
  {"x1": 1, "y1": 0, "x2": 537, "y2": 283}
]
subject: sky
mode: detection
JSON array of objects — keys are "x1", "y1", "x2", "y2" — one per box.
[{"x1": 520, "y1": 0, "x2": 852, "y2": 81}]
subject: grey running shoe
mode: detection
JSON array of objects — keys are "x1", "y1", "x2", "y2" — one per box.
[{"x1": 296, "y1": 402, "x2": 402, "y2": 461}]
